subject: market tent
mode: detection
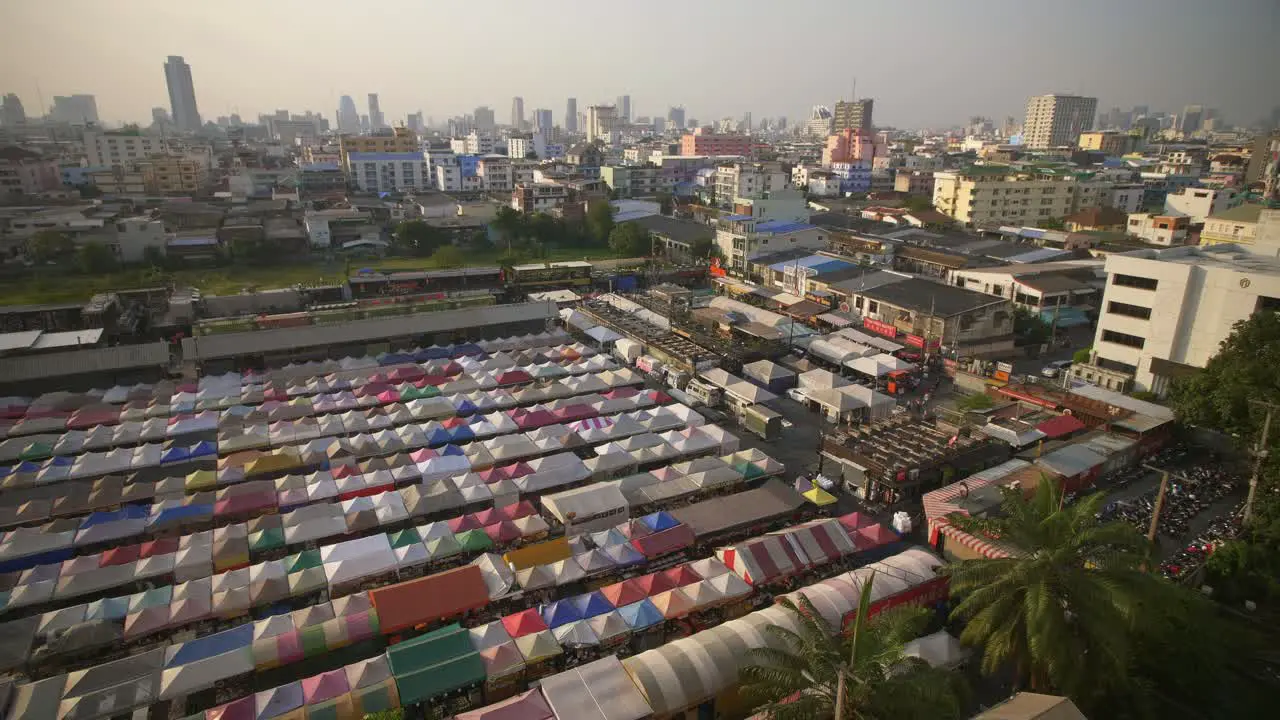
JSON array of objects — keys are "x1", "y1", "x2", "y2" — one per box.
[
  {"x1": 540, "y1": 655, "x2": 652, "y2": 720},
  {"x1": 616, "y1": 599, "x2": 664, "y2": 630},
  {"x1": 369, "y1": 565, "x2": 490, "y2": 634},
  {"x1": 386, "y1": 623, "x2": 485, "y2": 706},
  {"x1": 454, "y1": 688, "x2": 552, "y2": 720},
  {"x1": 514, "y1": 629, "x2": 562, "y2": 664},
  {"x1": 903, "y1": 630, "x2": 969, "y2": 670}
]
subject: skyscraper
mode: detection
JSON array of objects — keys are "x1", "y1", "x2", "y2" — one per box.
[
  {"x1": 1022, "y1": 93, "x2": 1097, "y2": 148},
  {"x1": 2, "y1": 93, "x2": 27, "y2": 126},
  {"x1": 511, "y1": 97, "x2": 524, "y2": 129},
  {"x1": 368, "y1": 93, "x2": 385, "y2": 130},
  {"x1": 151, "y1": 107, "x2": 170, "y2": 128},
  {"x1": 338, "y1": 95, "x2": 360, "y2": 134},
  {"x1": 667, "y1": 106, "x2": 685, "y2": 130},
  {"x1": 565, "y1": 98, "x2": 578, "y2": 132},
  {"x1": 474, "y1": 106, "x2": 495, "y2": 133},
  {"x1": 407, "y1": 112, "x2": 424, "y2": 134},
  {"x1": 832, "y1": 99, "x2": 873, "y2": 132},
  {"x1": 1179, "y1": 105, "x2": 1204, "y2": 134},
  {"x1": 616, "y1": 95, "x2": 631, "y2": 123},
  {"x1": 534, "y1": 108, "x2": 553, "y2": 133},
  {"x1": 163, "y1": 55, "x2": 202, "y2": 132},
  {"x1": 51, "y1": 95, "x2": 99, "y2": 124},
  {"x1": 587, "y1": 105, "x2": 618, "y2": 143}
]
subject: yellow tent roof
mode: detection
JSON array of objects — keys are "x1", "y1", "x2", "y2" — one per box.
[
  {"x1": 245, "y1": 449, "x2": 304, "y2": 477},
  {"x1": 185, "y1": 469, "x2": 218, "y2": 491},
  {"x1": 802, "y1": 487, "x2": 838, "y2": 506},
  {"x1": 503, "y1": 536, "x2": 570, "y2": 571}
]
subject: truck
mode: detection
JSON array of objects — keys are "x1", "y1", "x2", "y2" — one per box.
[
  {"x1": 685, "y1": 378, "x2": 724, "y2": 408},
  {"x1": 742, "y1": 404, "x2": 783, "y2": 441}
]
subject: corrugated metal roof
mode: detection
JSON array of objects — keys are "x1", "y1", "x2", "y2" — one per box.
[{"x1": 0, "y1": 342, "x2": 169, "y2": 382}]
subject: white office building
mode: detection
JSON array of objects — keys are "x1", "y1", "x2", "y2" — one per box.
[
  {"x1": 347, "y1": 152, "x2": 429, "y2": 193},
  {"x1": 1164, "y1": 186, "x2": 1243, "y2": 224},
  {"x1": 1023, "y1": 94, "x2": 1097, "y2": 148},
  {"x1": 1072, "y1": 244, "x2": 1280, "y2": 394}
]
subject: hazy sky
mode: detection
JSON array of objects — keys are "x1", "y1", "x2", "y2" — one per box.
[{"x1": 2, "y1": 0, "x2": 1277, "y2": 129}]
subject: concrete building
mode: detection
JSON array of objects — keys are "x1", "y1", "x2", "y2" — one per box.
[
  {"x1": 507, "y1": 135, "x2": 544, "y2": 160},
  {"x1": 339, "y1": 127, "x2": 418, "y2": 169},
  {"x1": 337, "y1": 96, "x2": 360, "y2": 134},
  {"x1": 932, "y1": 166, "x2": 1091, "y2": 226},
  {"x1": 1023, "y1": 94, "x2": 1097, "y2": 148},
  {"x1": 616, "y1": 95, "x2": 631, "y2": 123},
  {"x1": 844, "y1": 276, "x2": 1016, "y2": 356},
  {"x1": 83, "y1": 130, "x2": 170, "y2": 167},
  {"x1": 107, "y1": 216, "x2": 167, "y2": 263},
  {"x1": 565, "y1": 98, "x2": 577, "y2": 132},
  {"x1": 600, "y1": 165, "x2": 672, "y2": 198},
  {"x1": 0, "y1": 146, "x2": 61, "y2": 195},
  {"x1": 1199, "y1": 204, "x2": 1265, "y2": 248},
  {"x1": 510, "y1": 96, "x2": 524, "y2": 129},
  {"x1": 586, "y1": 105, "x2": 618, "y2": 144},
  {"x1": 347, "y1": 152, "x2": 429, "y2": 193},
  {"x1": 137, "y1": 154, "x2": 205, "y2": 194},
  {"x1": 89, "y1": 166, "x2": 147, "y2": 194},
  {"x1": 533, "y1": 108, "x2": 552, "y2": 133},
  {"x1": 828, "y1": 161, "x2": 873, "y2": 194},
  {"x1": 730, "y1": 186, "x2": 809, "y2": 223},
  {"x1": 1077, "y1": 131, "x2": 1131, "y2": 155},
  {"x1": 163, "y1": 55, "x2": 202, "y2": 132},
  {"x1": 1071, "y1": 244, "x2": 1280, "y2": 394},
  {"x1": 832, "y1": 99, "x2": 873, "y2": 132},
  {"x1": 367, "y1": 94, "x2": 384, "y2": 131},
  {"x1": 1125, "y1": 213, "x2": 1191, "y2": 246},
  {"x1": 476, "y1": 155, "x2": 513, "y2": 192},
  {"x1": 512, "y1": 182, "x2": 570, "y2": 213},
  {"x1": 822, "y1": 128, "x2": 886, "y2": 166},
  {"x1": 450, "y1": 132, "x2": 495, "y2": 156},
  {"x1": 805, "y1": 105, "x2": 833, "y2": 137},
  {"x1": 1109, "y1": 184, "x2": 1145, "y2": 214},
  {"x1": 50, "y1": 95, "x2": 99, "y2": 125},
  {"x1": 715, "y1": 216, "x2": 828, "y2": 273},
  {"x1": 681, "y1": 130, "x2": 751, "y2": 157},
  {"x1": 714, "y1": 162, "x2": 788, "y2": 205},
  {"x1": 1164, "y1": 186, "x2": 1242, "y2": 225},
  {"x1": 473, "y1": 106, "x2": 496, "y2": 132},
  {"x1": 1, "y1": 93, "x2": 25, "y2": 127},
  {"x1": 667, "y1": 106, "x2": 686, "y2": 131}
]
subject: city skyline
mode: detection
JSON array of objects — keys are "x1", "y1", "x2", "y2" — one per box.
[{"x1": 1, "y1": 0, "x2": 1276, "y2": 130}]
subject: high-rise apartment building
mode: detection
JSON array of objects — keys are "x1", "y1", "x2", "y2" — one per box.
[
  {"x1": 832, "y1": 99, "x2": 873, "y2": 132},
  {"x1": 533, "y1": 109, "x2": 553, "y2": 133},
  {"x1": 1, "y1": 94, "x2": 26, "y2": 126},
  {"x1": 667, "y1": 106, "x2": 686, "y2": 130},
  {"x1": 163, "y1": 55, "x2": 202, "y2": 132},
  {"x1": 407, "y1": 112, "x2": 425, "y2": 134},
  {"x1": 616, "y1": 95, "x2": 631, "y2": 123},
  {"x1": 338, "y1": 96, "x2": 360, "y2": 134},
  {"x1": 587, "y1": 105, "x2": 618, "y2": 143},
  {"x1": 1179, "y1": 105, "x2": 1204, "y2": 134},
  {"x1": 474, "y1": 106, "x2": 496, "y2": 133},
  {"x1": 1022, "y1": 94, "x2": 1097, "y2": 148},
  {"x1": 511, "y1": 97, "x2": 525, "y2": 129},
  {"x1": 565, "y1": 98, "x2": 577, "y2": 132},
  {"x1": 367, "y1": 94, "x2": 385, "y2": 131},
  {"x1": 50, "y1": 95, "x2": 99, "y2": 124}
]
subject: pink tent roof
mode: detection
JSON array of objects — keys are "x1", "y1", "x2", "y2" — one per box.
[
  {"x1": 330, "y1": 463, "x2": 359, "y2": 479},
  {"x1": 410, "y1": 448, "x2": 438, "y2": 462},
  {"x1": 478, "y1": 467, "x2": 509, "y2": 483},
  {"x1": 505, "y1": 462, "x2": 534, "y2": 479},
  {"x1": 388, "y1": 367, "x2": 425, "y2": 382},
  {"x1": 837, "y1": 511, "x2": 875, "y2": 532},
  {"x1": 454, "y1": 688, "x2": 553, "y2": 720},
  {"x1": 301, "y1": 668, "x2": 350, "y2": 704},
  {"x1": 473, "y1": 507, "x2": 507, "y2": 525},
  {"x1": 483, "y1": 521, "x2": 520, "y2": 544},
  {"x1": 449, "y1": 514, "x2": 482, "y2": 532},
  {"x1": 206, "y1": 695, "x2": 254, "y2": 720},
  {"x1": 853, "y1": 523, "x2": 899, "y2": 550},
  {"x1": 500, "y1": 501, "x2": 536, "y2": 520},
  {"x1": 376, "y1": 390, "x2": 400, "y2": 403}
]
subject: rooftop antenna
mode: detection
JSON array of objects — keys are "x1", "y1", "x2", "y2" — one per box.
[{"x1": 850, "y1": 77, "x2": 856, "y2": 102}]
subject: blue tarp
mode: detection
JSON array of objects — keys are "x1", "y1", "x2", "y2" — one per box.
[
  {"x1": 164, "y1": 622, "x2": 254, "y2": 667},
  {"x1": 81, "y1": 505, "x2": 150, "y2": 529},
  {"x1": 48, "y1": 455, "x2": 74, "y2": 467},
  {"x1": 617, "y1": 599, "x2": 664, "y2": 630},
  {"x1": 161, "y1": 447, "x2": 191, "y2": 464},
  {"x1": 639, "y1": 511, "x2": 679, "y2": 533},
  {"x1": 602, "y1": 543, "x2": 645, "y2": 567},
  {"x1": 571, "y1": 591, "x2": 614, "y2": 619},
  {"x1": 454, "y1": 343, "x2": 483, "y2": 357},
  {"x1": 190, "y1": 441, "x2": 217, "y2": 458},
  {"x1": 0, "y1": 547, "x2": 74, "y2": 575},
  {"x1": 589, "y1": 529, "x2": 627, "y2": 548},
  {"x1": 15, "y1": 461, "x2": 41, "y2": 473},
  {"x1": 149, "y1": 504, "x2": 213, "y2": 528},
  {"x1": 1040, "y1": 306, "x2": 1091, "y2": 328},
  {"x1": 541, "y1": 599, "x2": 582, "y2": 629},
  {"x1": 419, "y1": 346, "x2": 453, "y2": 360}
]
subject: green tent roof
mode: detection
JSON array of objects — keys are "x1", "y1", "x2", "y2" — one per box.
[
  {"x1": 249, "y1": 527, "x2": 286, "y2": 553},
  {"x1": 453, "y1": 529, "x2": 494, "y2": 553},
  {"x1": 387, "y1": 623, "x2": 484, "y2": 705},
  {"x1": 286, "y1": 549, "x2": 323, "y2": 574},
  {"x1": 388, "y1": 528, "x2": 421, "y2": 548}
]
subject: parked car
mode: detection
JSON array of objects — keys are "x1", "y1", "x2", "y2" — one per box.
[
  {"x1": 1041, "y1": 359, "x2": 1073, "y2": 378},
  {"x1": 786, "y1": 388, "x2": 809, "y2": 403}
]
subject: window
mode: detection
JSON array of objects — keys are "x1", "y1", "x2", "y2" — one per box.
[
  {"x1": 1113, "y1": 273, "x2": 1158, "y2": 290},
  {"x1": 1102, "y1": 329, "x2": 1145, "y2": 349},
  {"x1": 1107, "y1": 301, "x2": 1152, "y2": 320},
  {"x1": 1096, "y1": 356, "x2": 1138, "y2": 375}
]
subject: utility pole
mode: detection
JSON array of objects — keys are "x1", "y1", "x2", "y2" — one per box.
[
  {"x1": 1142, "y1": 464, "x2": 1192, "y2": 545},
  {"x1": 1244, "y1": 399, "x2": 1278, "y2": 526}
]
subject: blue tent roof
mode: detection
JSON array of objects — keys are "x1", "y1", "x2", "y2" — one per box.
[
  {"x1": 15, "y1": 461, "x2": 41, "y2": 473},
  {"x1": 438, "y1": 444, "x2": 465, "y2": 457},
  {"x1": 164, "y1": 622, "x2": 254, "y2": 667},
  {"x1": 419, "y1": 346, "x2": 453, "y2": 360},
  {"x1": 161, "y1": 447, "x2": 190, "y2": 464},
  {"x1": 424, "y1": 426, "x2": 451, "y2": 446},
  {"x1": 452, "y1": 399, "x2": 477, "y2": 416},
  {"x1": 0, "y1": 467, "x2": 10, "y2": 478},
  {"x1": 447, "y1": 425, "x2": 475, "y2": 443},
  {"x1": 589, "y1": 529, "x2": 627, "y2": 548},
  {"x1": 81, "y1": 505, "x2": 150, "y2": 529},
  {"x1": 190, "y1": 441, "x2": 217, "y2": 458},
  {"x1": 639, "y1": 511, "x2": 679, "y2": 533},
  {"x1": 617, "y1": 599, "x2": 664, "y2": 630},
  {"x1": 454, "y1": 343, "x2": 483, "y2": 356},
  {"x1": 379, "y1": 353, "x2": 414, "y2": 366},
  {"x1": 150, "y1": 504, "x2": 213, "y2": 527},
  {"x1": 571, "y1": 591, "x2": 614, "y2": 619},
  {"x1": 48, "y1": 455, "x2": 75, "y2": 467},
  {"x1": 85, "y1": 595, "x2": 131, "y2": 621},
  {"x1": 541, "y1": 599, "x2": 583, "y2": 629},
  {"x1": 603, "y1": 543, "x2": 645, "y2": 567}
]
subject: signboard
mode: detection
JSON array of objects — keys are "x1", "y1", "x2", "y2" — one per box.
[
  {"x1": 904, "y1": 334, "x2": 941, "y2": 350},
  {"x1": 862, "y1": 317, "x2": 898, "y2": 338}
]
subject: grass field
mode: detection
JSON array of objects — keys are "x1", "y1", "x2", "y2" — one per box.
[{"x1": 0, "y1": 247, "x2": 622, "y2": 306}]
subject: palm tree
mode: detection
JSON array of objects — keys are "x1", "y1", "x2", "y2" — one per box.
[
  {"x1": 943, "y1": 476, "x2": 1161, "y2": 701},
  {"x1": 740, "y1": 571, "x2": 967, "y2": 720}
]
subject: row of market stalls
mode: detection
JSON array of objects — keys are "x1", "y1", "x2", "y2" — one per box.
[
  {"x1": 4, "y1": 508, "x2": 910, "y2": 719},
  {"x1": 0, "y1": 359, "x2": 637, "y2": 473},
  {"x1": 794, "y1": 368, "x2": 897, "y2": 424},
  {"x1": 0, "y1": 423, "x2": 745, "y2": 607},
  {"x1": 922, "y1": 428, "x2": 1146, "y2": 561}
]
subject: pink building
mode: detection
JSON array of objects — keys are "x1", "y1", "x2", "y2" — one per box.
[
  {"x1": 822, "y1": 128, "x2": 887, "y2": 166},
  {"x1": 680, "y1": 129, "x2": 752, "y2": 157},
  {"x1": 0, "y1": 146, "x2": 61, "y2": 196}
]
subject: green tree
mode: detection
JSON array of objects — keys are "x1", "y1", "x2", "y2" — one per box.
[
  {"x1": 491, "y1": 206, "x2": 527, "y2": 248},
  {"x1": 528, "y1": 213, "x2": 562, "y2": 248},
  {"x1": 1072, "y1": 347, "x2": 1093, "y2": 365},
  {"x1": 466, "y1": 229, "x2": 495, "y2": 253},
  {"x1": 26, "y1": 230, "x2": 75, "y2": 263},
  {"x1": 957, "y1": 393, "x2": 995, "y2": 411},
  {"x1": 141, "y1": 245, "x2": 167, "y2": 269},
  {"x1": 608, "y1": 222, "x2": 652, "y2": 257},
  {"x1": 903, "y1": 196, "x2": 934, "y2": 213},
  {"x1": 689, "y1": 236, "x2": 716, "y2": 260},
  {"x1": 656, "y1": 191, "x2": 674, "y2": 216},
  {"x1": 393, "y1": 219, "x2": 445, "y2": 256},
  {"x1": 1013, "y1": 307, "x2": 1051, "y2": 346},
  {"x1": 585, "y1": 200, "x2": 615, "y2": 245},
  {"x1": 944, "y1": 478, "x2": 1163, "y2": 704},
  {"x1": 1040, "y1": 217, "x2": 1066, "y2": 230},
  {"x1": 740, "y1": 573, "x2": 967, "y2": 720},
  {"x1": 431, "y1": 244, "x2": 465, "y2": 268},
  {"x1": 75, "y1": 240, "x2": 119, "y2": 274}
]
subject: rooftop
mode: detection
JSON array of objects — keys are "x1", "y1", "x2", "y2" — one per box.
[
  {"x1": 1115, "y1": 243, "x2": 1280, "y2": 276},
  {"x1": 346, "y1": 152, "x2": 425, "y2": 162},
  {"x1": 627, "y1": 214, "x2": 714, "y2": 244},
  {"x1": 860, "y1": 277, "x2": 1007, "y2": 317},
  {"x1": 1206, "y1": 203, "x2": 1265, "y2": 224}
]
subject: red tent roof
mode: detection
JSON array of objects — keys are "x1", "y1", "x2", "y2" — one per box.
[
  {"x1": 483, "y1": 521, "x2": 521, "y2": 543},
  {"x1": 659, "y1": 564, "x2": 702, "y2": 588},
  {"x1": 501, "y1": 500, "x2": 536, "y2": 520},
  {"x1": 853, "y1": 523, "x2": 899, "y2": 551},
  {"x1": 836, "y1": 511, "x2": 874, "y2": 533},
  {"x1": 448, "y1": 514, "x2": 482, "y2": 532},
  {"x1": 101, "y1": 543, "x2": 141, "y2": 567},
  {"x1": 1036, "y1": 414, "x2": 1087, "y2": 439},
  {"x1": 599, "y1": 578, "x2": 648, "y2": 607},
  {"x1": 501, "y1": 608, "x2": 548, "y2": 638},
  {"x1": 631, "y1": 572, "x2": 676, "y2": 596},
  {"x1": 630, "y1": 524, "x2": 695, "y2": 559}
]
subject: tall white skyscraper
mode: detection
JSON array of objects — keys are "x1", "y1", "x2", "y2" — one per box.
[
  {"x1": 565, "y1": 98, "x2": 578, "y2": 132},
  {"x1": 337, "y1": 96, "x2": 360, "y2": 133},
  {"x1": 163, "y1": 55, "x2": 202, "y2": 132},
  {"x1": 1023, "y1": 93, "x2": 1097, "y2": 148},
  {"x1": 367, "y1": 93, "x2": 385, "y2": 130},
  {"x1": 511, "y1": 97, "x2": 525, "y2": 129}
]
